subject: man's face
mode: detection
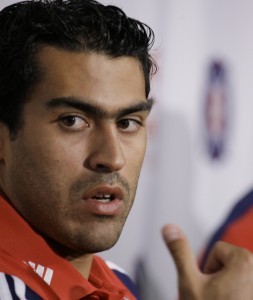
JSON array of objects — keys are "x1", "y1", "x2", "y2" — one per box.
[{"x1": 1, "y1": 47, "x2": 151, "y2": 254}]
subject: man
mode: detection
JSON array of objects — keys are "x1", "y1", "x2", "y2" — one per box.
[
  {"x1": 0, "y1": 1, "x2": 154, "y2": 298},
  {"x1": 0, "y1": 0, "x2": 253, "y2": 299}
]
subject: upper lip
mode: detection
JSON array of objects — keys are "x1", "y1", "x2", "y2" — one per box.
[{"x1": 83, "y1": 185, "x2": 124, "y2": 201}]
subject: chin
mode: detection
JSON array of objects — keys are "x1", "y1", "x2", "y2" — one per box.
[
  {"x1": 48, "y1": 218, "x2": 126, "y2": 255},
  {"x1": 78, "y1": 236, "x2": 121, "y2": 254},
  {"x1": 59, "y1": 231, "x2": 122, "y2": 255}
]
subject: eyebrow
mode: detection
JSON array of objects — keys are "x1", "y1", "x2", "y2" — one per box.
[{"x1": 46, "y1": 96, "x2": 155, "y2": 119}]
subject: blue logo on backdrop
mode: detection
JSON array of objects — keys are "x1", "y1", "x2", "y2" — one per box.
[{"x1": 204, "y1": 61, "x2": 229, "y2": 160}]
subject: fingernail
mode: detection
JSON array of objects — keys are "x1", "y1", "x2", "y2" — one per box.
[{"x1": 162, "y1": 224, "x2": 181, "y2": 243}]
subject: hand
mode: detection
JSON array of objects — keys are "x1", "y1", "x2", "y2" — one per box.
[{"x1": 162, "y1": 224, "x2": 253, "y2": 300}]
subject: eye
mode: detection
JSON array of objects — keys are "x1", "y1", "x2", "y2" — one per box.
[
  {"x1": 117, "y1": 118, "x2": 142, "y2": 133},
  {"x1": 60, "y1": 115, "x2": 88, "y2": 130}
]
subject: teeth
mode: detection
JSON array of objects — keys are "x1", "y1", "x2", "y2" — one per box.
[
  {"x1": 96, "y1": 199, "x2": 111, "y2": 203},
  {"x1": 93, "y1": 193, "x2": 112, "y2": 202},
  {"x1": 95, "y1": 193, "x2": 111, "y2": 198}
]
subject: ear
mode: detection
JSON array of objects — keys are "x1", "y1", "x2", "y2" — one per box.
[{"x1": 0, "y1": 123, "x2": 11, "y2": 162}]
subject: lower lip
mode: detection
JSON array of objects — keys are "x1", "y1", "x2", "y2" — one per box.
[{"x1": 83, "y1": 199, "x2": 123, "y2": 216}]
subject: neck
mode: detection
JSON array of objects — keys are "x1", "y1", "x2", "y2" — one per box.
[
  {"x1": 67, "y1": 254, "x2": 93, "y2": 279},
  {"x1": 43, "y1": 235, "x2": 94, "y2": 279}
]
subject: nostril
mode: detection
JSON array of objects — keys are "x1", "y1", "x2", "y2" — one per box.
[{"x1": 95, "y1": 164, "x2": 112, "y2": 173}]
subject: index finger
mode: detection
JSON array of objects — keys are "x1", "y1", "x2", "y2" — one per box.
[{"x1": 162, "y1": 224, "x2": 200, "y2": 279}]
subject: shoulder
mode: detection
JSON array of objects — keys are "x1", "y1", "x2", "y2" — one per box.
[
  {"x1": 92, "y1": 256, "x2": 141, "y2": 299},
  {"x1": 0, "y1": 249, "x2": 59, "y2": 299},
  {"x1": 106, "y1": 260, "x2": 142, "y2": 300}
]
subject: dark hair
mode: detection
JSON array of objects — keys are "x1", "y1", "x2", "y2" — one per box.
[{"x1": 0, "y1": 0, "x2": 156, "y2": 134}]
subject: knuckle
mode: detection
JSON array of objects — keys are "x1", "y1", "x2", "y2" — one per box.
[
  {"x1": 240, "y1": 249, "x2": 253, "y2": 262},
  {"x1": 215, "y1": 240, "x2": 226, "y2": 248},
  {"x1": 234, "y1": 248, "x2": 253, "y2": 269},
  {"x1": 213, "y1": 240, "x2": 226, "y2": 251}
]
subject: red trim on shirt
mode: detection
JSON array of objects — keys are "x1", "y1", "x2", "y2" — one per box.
[{"x1": 222, "y1": 207, "x2": 253, "y2": 251}]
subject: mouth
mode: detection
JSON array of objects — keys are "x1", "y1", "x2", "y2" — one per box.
[
  {"x1": 83, "y1": 185, "x2": 124, "y2": 201},
  {"x1": 91, "y1": 193, "x2": 115, "y2": 203},
  {"x1": 82, "y1": 185, "x2": 124, "y2": 216}
]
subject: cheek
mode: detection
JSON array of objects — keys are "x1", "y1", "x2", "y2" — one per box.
[
  {"x1": 7, "y1": 138, "x2": 76, "y2": 196},
  {"x1": 29, "y1": 134, "x2": 83, "y2": 173},
  {"x1": 5, "y1": 141, "x2": 75, "y2": 225},
  {"x1": 129, "y1": 133, "x2": 147, "y2": 161},
  {"x1": 123, "y1": 135, "x2": 147, "y2": 178}
]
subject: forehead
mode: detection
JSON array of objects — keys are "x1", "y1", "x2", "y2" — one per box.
[{"x1": 30, "y1": 46, "x2": 146, "y2": 109}]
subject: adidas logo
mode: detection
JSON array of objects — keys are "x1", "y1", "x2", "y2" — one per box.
[{"x1": 27, "y1": 261, "x2": 54, "y2": 285}]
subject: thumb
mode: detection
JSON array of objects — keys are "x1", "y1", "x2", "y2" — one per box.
[{"x1": 162, "y1": 224, "x2": 199, "y2": 280}]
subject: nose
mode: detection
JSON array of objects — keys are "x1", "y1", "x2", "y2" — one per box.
[{"x1": 86, "y1": 126, "x2": 126, "y2": 173}]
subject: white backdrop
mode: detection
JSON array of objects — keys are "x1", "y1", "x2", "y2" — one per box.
[{"x1": 1, "y1": 0, "x2": 253, "y2": 299}]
